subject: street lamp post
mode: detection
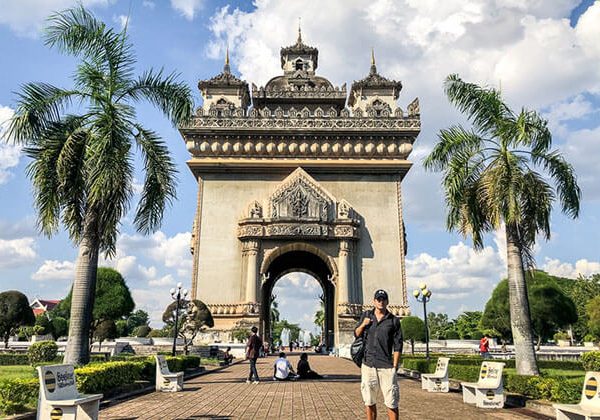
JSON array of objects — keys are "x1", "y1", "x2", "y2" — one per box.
[
  {"x1": 413, "y1": 283, "x2": 432, "y2": 360},
  {"x1": 170, "y1": 282, "x2": 188, "y2": 356}
]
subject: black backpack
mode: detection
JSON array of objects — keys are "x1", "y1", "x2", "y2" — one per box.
[{"x1": 350, "y1": 310, "x2": 373, "y2": 367}]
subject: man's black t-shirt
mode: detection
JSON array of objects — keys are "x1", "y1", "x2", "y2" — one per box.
[{"x1": 356, "y1": 310, "x2": 403, "y2": 368}]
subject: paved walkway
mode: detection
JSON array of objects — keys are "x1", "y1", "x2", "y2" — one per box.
[{"x1": 100, "y1": 354, "x2": 545, "y2": 419}]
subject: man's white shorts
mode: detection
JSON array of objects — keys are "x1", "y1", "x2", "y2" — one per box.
[{"x1": 360, "y1": 364, "x2": 399, "y2": 409}]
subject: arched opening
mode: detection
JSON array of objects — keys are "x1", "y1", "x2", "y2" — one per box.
[{"x1": 261, "y1": 249, "x2": 335, "y2": 351}]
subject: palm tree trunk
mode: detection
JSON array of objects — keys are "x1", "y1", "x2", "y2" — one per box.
[
  {"x1": 505, "y1": 224, "x2": 539, "y2": 375},
  {"x1": 63, "y1": 215, "x2": 100, "y2": 365}
]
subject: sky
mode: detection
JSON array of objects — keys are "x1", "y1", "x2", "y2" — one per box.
[{"x1": 1, "y1": 0, "x2": 600, "y2": 333}]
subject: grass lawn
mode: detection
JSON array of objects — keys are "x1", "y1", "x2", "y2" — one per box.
[{"x1": 0, "y1": 365, "x2": 37, "y2": 380}]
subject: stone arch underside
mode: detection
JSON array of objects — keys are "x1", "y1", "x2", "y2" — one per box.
[{"x1": 260, "y1": 248, "x2": 336, "y2": 350}]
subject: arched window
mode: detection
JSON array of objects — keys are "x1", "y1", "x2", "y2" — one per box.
[{"x1": 295, "y1": 59, "x2": 304, "y2": 71}]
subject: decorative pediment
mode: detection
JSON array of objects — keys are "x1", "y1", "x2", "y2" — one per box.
[{"x1": 269, "y1": 168, "x2": 335, "y2": 221}]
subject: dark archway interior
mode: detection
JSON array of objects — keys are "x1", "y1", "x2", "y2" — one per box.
[{"x1": 261, "y1": 250, "x2": 335, "y2": 350}]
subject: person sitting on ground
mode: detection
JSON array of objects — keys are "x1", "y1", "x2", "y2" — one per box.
[
  {"x1": 273, "y1": 352, "x2": 297, "y2": 381},
  {"x1": 223, "y1": 346, "x2": 234, "y2": 365},
  {"x1": 297, "y1": 352, "x2": 323, "y2": 380}
]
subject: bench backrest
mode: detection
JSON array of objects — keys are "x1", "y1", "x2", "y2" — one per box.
[
  {"x1": 434, "y1": 357, "x2": 449, "y2": 376},
  {"x1": 477, "y1": 361, "x2": 504, "y2": 388},
  {"x1": 155, "y1": 355, "x2": 171, "y2": 375},
  {"x1": 37, "y1": 364, "x2": 78, "y2": 401},
  {"x1": 580, "y1": 371, "x2": 600, "y2": 410}
]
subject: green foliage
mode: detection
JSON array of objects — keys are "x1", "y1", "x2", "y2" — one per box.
[
  {"x1": 581, "y1": 351, "x2": 600, "y2": 371},
  {"x1": 115, "y1": 319, "x2": 128, "y2": 337},
  {"x1": 132, "y1": 325, "x2": 152, "y2": 337},
  {"x1": 0, "y1": 353, "x2": 30, "y2": 366},
  {"x1": 51, "y1": 316, "x2": 68, "y2": 339},
  {"x1": 127, "y1": 310, "x2": 150, "y2": 331},
  {"x1": 427, "y1": 312, "x2": 452, "y2": 339},
  {"x1": 586, "y1": 295, "x2": 600, "y2": 338},
  {"x1": 34, "y1": 315, "x2": 52, "y2": 336},
  {"x1": 454, "y1": 311, "x2": 482, "y2": 339},
  {"x1": 231, "y1": 328, "x2": 249, "y2": 343},
  {"x1": 554, "y1": 273, "x2": 600, "y2": 340},
  {"x1": 446, "y1": 330, "x2": 459, "y2": 339},
  {"x1": 505, "y1": 375, "x2": 583, "y2": 404},
  {"x1": 0, "y1": 378, "x2": 38, "y2": 415},
  {"x1": 0, "y1": 291, "x2": 35, "y2": 348},
  {"x1": 554, "y1": 331, "x2": 569, "y2": 341},
  {"x1": 163, "y1": 299, "x2": 213, "y2": 352},
  {"x1": 94, "y1": 319, "x2": 118, "y2": 344},
  {"x1": 272, "y1": 319, "x2": 301, "y2": 345},
  {"x1": 584, "y1": 334, "x2": 598, "y2": 342},
  {"x1": 27, "y1": 341, "x2": 58, "y2": 365},
  {"x1": 482, "y1": 272, "x2": 577, "y2": 344},
  {"x1": 400, "y1": 316, "x2": 425, "y2": 354},
  {"x1": 75, "y1": 361, "x2": 144, "y2": 395},
  {"x1": 148, "y1": 328, "x2": 170, "y2": 338}
]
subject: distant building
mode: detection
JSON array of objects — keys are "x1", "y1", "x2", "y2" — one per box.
[{"x1": 30, "y1": 298, "x2": 61, "y2": 317}]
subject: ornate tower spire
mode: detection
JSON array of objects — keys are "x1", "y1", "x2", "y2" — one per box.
[
  {"x1": 370, "y1": 48, "x2": 377, "y2": 75},
  {"x1": 224, "y1": 46, "x2": 231, "y2": 74},
  {"x1": 297, "y1": 18, "x2": 302, "y2": 44}
]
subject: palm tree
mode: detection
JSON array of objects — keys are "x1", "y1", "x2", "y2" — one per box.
[
  {"x1": 314, "y1": 294, "x2": 325, "y2": 344},
  {"x1": 4, "y1": 6, "x2": 193, "y2": 364},
  {"x1": 424, "y1": 74, "x2": 581, "y2": 375}
]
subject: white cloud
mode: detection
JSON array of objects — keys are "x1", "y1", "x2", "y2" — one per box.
[
  {"x1": 0, "y1": 237, "x2": 37, "y2": 268},
  {"x1": 148, "y1": 274, "x2": 175, "y2": 287},
  {"x1": 170, "y1": 0, "x2": 204, "y2": 20},
  {"x1": 31, "y1": 260, "x2": 74, "y2": 281},
  {"x1": 112, "y1": 14, "x2": 129, "y2": 30},
  {"x1": 0, "y1": 216, "x2": 37, "y2": 239},
  {"x1": 542, "y1": 257, "x2": 600, "y2": 279},
  {"x1": 0, "y1": 105, "x2": 21, "y2": 185},
  {"x1": 142, "y1": 1, "x2": 155, "y2": 10},
  {"x1": 561, "y1": 125, "x2": 600, "y2": 200},
  {"x1": 0, "y1": 0, "x2": 111, "y2": 36},
  {"x1": 131, "y1": 288, "x2": 171, "y2": 327}
]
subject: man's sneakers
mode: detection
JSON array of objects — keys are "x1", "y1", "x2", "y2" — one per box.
[
  {"x1": 252, "y1": 381, "x2": 259, "y2": 384},
  {"x1": 246, "y1": 379, "x2": 251, "y2": 384}
]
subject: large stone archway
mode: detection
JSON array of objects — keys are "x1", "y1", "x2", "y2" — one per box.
[{"x1": 179, "y1": 32, "x2": 420, "y2": 348}]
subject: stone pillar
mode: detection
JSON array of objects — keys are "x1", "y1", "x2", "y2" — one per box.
[
  {"x1": 338, "y1": 240, "x2": 351, "y2": 304},
  {"x1": 244, "y1": 240, "x2": 259, "y2": 303}
]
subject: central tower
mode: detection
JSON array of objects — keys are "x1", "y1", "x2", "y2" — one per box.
[{"x1": 179, "y1": 32, "x2": 420, "y2": 349}]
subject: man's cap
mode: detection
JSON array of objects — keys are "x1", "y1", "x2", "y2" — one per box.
[{"x1": 374, "y1": 289, "x2": 388, "y2": 300}]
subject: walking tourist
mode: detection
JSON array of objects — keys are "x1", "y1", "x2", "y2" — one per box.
[
  {"x1": 273, "y1": 352, "x2": 297, "y2": 380},
  {"x1": 479, "y1": 335, "x2": 490, "y2": 358},
  {"x1": 297, "y1": 352, "x2": 323, "y2": 379},
  {"x1": 354, "y1": 289, "x2": 403, "y2": 420},
  {"x1": 245, "y1": 326, "x2": 262, "y2": 384}
]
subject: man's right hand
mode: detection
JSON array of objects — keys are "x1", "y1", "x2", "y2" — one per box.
[{"x1": 361, "y1": 317, "x2": 371, "y2": 327}]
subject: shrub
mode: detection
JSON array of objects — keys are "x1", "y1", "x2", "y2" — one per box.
[
  {"x1": 0, "y1": 353, "x2": 29, "y2": 366},
  {"x1": 584, "y1": 334, "x2": 598, "y2": 342},
  {"x1": 75, "y1": 361, "x2": 144, "y2": 396},
  {"x1": 133, "y1": 325, "x2": 151, "y2": 337},
  {"x1": 581, "y1": 351, "x2": 600, "y2": 371},
  {"x1": 27, "y1": 341, "x2": 58, "y2": 365},
  {"x1": 446, "y1": 330, "x2": 460, "y2": 339},
  {"x1": 148, "y1": 329, "x2": 169, "y2": 338},
  {"x1": 554, "y1": 331, "x2": 569, "y2": 341},
  {"x1": 0, "y1": 378, "x2": 38, "y2": 415}
]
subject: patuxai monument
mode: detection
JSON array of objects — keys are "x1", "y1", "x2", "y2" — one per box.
[{"x1": 179, "y1": 30, "x2": 421, "y2": 349}]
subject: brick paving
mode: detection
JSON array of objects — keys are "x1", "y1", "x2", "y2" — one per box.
[{"x1": 100, "y1": 354, "x2": 544, "y2": 420}]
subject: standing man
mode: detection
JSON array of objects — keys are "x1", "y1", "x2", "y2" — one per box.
[
  {"x1": 355, "y1": 289, "x2": 403, "y2": 420},
  {"x1": 245, "y1": 326, "x2": 263, "y2": 384},
  {"x1": 479, "y1": 335, "x2": 490, "y2": 358}
]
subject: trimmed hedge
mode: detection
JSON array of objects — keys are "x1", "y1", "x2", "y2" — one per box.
[
  {"x1": 0, "y1": 353, "x2": 29, "y2": 366},
  {"x1": 401, "y1": 356, "x2": 585, "y2": 404},
  {"x1": 0, "y1": 378, "x2": 38, "y2": 415},
  {"x1": 76, "y1": 361, "x2": 145, "y2": 395},
  {"x1": 581, "y1": 351, "x2": 600, "y2": 371},
  {"x1": 27, "y1": 341, "x2": 58, "y2": 365}
]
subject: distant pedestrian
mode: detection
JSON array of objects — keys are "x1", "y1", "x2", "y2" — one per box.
[
  {"x1": 479, "y1": 335, "x2": 490, "y2": 358},
  {"x1": 223, "y1": 346, "x2": 234, "y2": 365},
  {"x1": 355, "y1": 289, "x2": 403, "y2": 420},
  {"x1": 297, "y1": 353, "x2": 323, "y2": 380},
  {"x1": 245, "y1": 326, "x2": 262, "y2": 384},
  {"x1": 273, "y1": 352, "x2": 297, "y2": 381}
]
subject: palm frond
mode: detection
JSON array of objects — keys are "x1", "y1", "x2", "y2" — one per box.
[
  {"x1": 538, "y1": 150, "x2": 581, "y2": 218},
  {"x1": 423, "y1": 125, "x2": 487, "y2": 172},
  {"x1": 133, "y1": 125, "x2": 178, "y2": 234},
  {"x1": 5, "y1": 83, "x2": 82, "y2": 143},
  {"x1": 444, "y1": 74, "x2": 512, "y2": 137},
  {"x1": 122, "y1": 69, "x2": 194, "y2": 125}
]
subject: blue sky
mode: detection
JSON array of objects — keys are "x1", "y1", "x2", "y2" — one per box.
[{"x1": 1, "y1": 0, "x2": 599, "y2": 332}]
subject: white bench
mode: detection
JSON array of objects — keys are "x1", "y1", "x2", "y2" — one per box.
[
  {"x1": 461, "y1": 361, "x2": 505, "y2": 408},
  {"x1": 553, "y1": 371, "x2": 600, "y2": 419},
  {"x1": 155, "y1": 355, "x2": 183, "y2": 392},
  {"x1": 37, "y1": 364, "x2": 102, "y2": 420},
  {"x1": 421, "y1": 357, "x2": 449, "y2": 392}
]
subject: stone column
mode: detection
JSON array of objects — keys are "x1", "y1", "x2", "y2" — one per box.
[
  {"x1": 337, "y1": 240, "x2": 351, "y2": 305},
  {"x1": 244, "y1": 240, "x2": 259, "y2": 303}
]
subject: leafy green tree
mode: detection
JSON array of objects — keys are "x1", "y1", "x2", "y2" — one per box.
[
  {"x1": 126, "y1": 310, "x2": 150, "y2": 333},
  {"x1": 61, "y1": 267, "x2": 135, "y2": 348},
  {"x1": 401, "y1": 316, "x2": 425, "y2": 354},
  {"x1": 115, "y1": 319, "x2": 128, "y2": 337},
  {"x1": 272, "y1": 320, "x2": 301, "y2": 346},
  {"x1": 482, "y1": 273, "x2": 577, "y2": 348},
  {"x1": 554, "y1": 273, "x2": 600, "y2": 340},
  {"x1": 454, "y1": 311, "x2": 483, "y2": 339},
  {"x1": 132, "y1": 325, "x2": 152, "y2": 337},
  {"x1": 232, "y1": 328, "x2": 250, "y2": 343},
  {"x1": 427, "y1": 312, "x2": 452, "y2": 339},
  {"x1": 34, "y1": 315, "x2": 53, "y2": 336},
  {"x1": 94, "y1": 319, "x2": 117, "y2": 351},
  {"x1": 4, "y1": 6, "x2": 193, "y2": 365},
  {"x1": 0, "y1": 291, "x2": 35, "y2": 348},
  {"x1": 586, "y1": 295, "x2": 600, "y2": 338},
  {"x1": 313, "y1": 294, "x2": 325, "y2": 343},
  {"x1": 163, "y1": 299, "x2": 214, "y2": 354},
  {"x1": 51, "y1": 316, "x2": 68, "y2": 339},
  {"x1": 424, "y1": 75, "x2": 581, "y2": 375}
]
